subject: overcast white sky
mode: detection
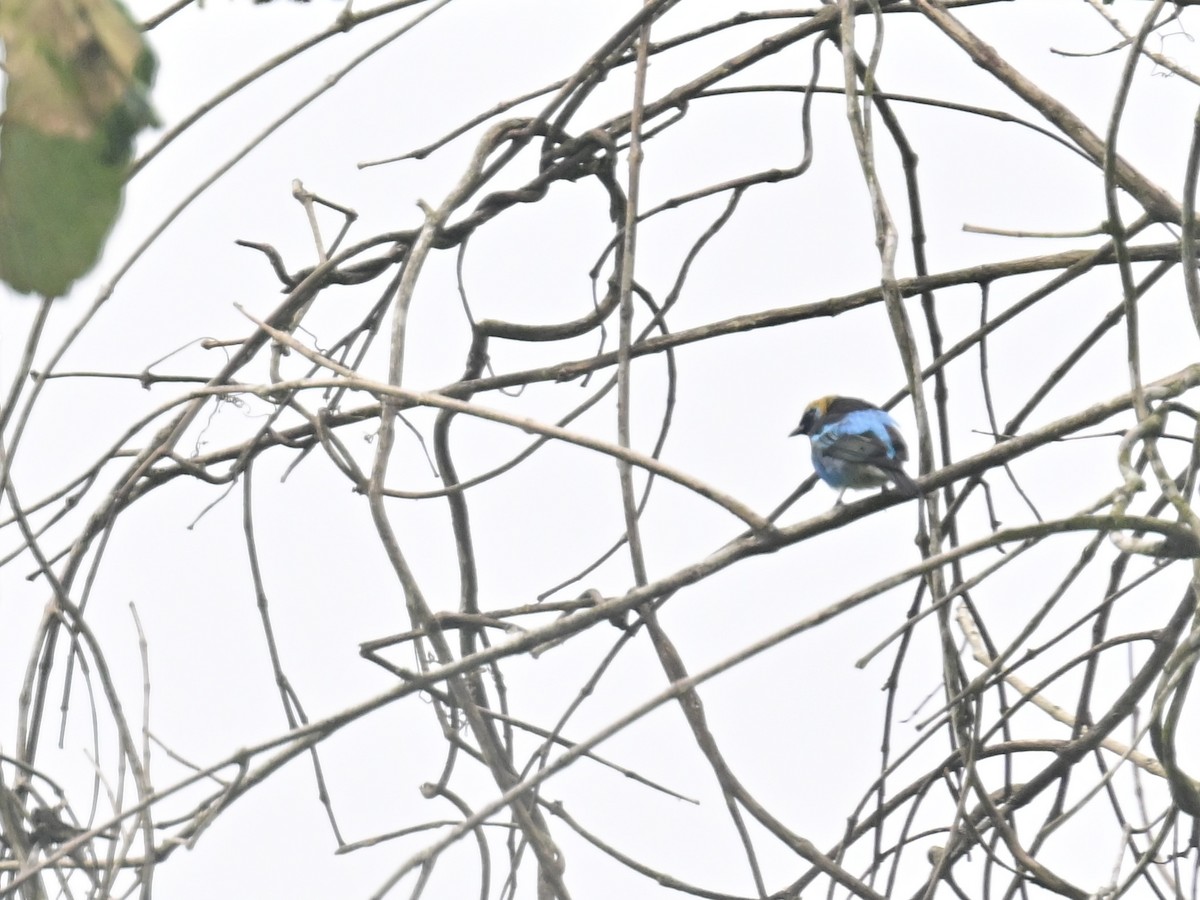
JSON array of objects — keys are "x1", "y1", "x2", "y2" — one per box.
[{"x1": 3, "y1": 1, "x2": 1200, "y2": 898}]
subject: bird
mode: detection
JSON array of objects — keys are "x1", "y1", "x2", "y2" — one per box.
[
  {"x1": 790, "y1": 395, "x2": 920, "y2": 503},
  {"x1": 29, "y1": 806, "x2": 90, "y2": 845}
]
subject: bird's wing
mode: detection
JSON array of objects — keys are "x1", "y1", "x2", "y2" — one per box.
[
  {"x1": 818, "y1": 432, "x2": 896, "y2": 467},
  {"x1": 885, "y1": 424, "x2": 909, "y2": 463}
]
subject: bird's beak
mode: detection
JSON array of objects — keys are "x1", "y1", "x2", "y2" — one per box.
[{"x1": 789, "y1": 424, "x2": 804, "y2": 437}]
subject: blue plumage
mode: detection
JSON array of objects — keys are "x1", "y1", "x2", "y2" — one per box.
[{"x1": 790, "y1": 396, "x2": 920, "y2": 502}]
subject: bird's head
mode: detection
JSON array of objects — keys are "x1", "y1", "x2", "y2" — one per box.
[{"x1": 789, "y1": 395, "x2": 836, "y2": 437}]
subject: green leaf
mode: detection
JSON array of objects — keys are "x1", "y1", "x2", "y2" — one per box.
[{"x1": 0, "y1": 0, "x2": 157, "y2": 297}]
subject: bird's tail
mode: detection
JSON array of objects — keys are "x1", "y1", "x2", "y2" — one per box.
[{"x1": 889, "y1": 467, "x2": 921, "y2": 498}]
